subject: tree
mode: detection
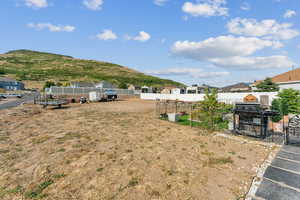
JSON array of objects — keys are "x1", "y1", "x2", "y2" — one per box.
[
  {"x1": 118, "y1": 82, "x2": 128, "y2": 89},
  {"x1": 43, "y1": 81, "x2": 56, "y2": 91},
  {"x1": 200, "y1": 89, "x2": 220, "y2": 130},
  {"x1": 0, "y1": 68, "x2": 5, "y2": 75},
  {"x1": 277, "y1": 89, "x2": 300, "y2": 114},
  {"x1": 256, "y1": 78, "x2": 279, "y2": 92},
  {"x1": 271, "y1": 98, "x2": 289, "y2": 122}
]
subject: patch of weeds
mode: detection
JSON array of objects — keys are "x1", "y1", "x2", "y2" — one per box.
[
  {"x1": 53, "y1": 174, "x2": 66, "y2": 179},
  {"x1": 166, "y1": 169, "x2": 177, "y2": 176},
  {"x1": 238, "y1": 155, "x2": 246, "y2": 160},
  {"x1": 57, "y1": 132, "x2": 81, "y2": 143},
  {"x1": 0, "y1": 149, "x2": 9, "y2": 154},
  {"x1": 57, "y1": 148, "x2": 65, "y2": 152},
  {"x1": 228, "y1": 151, "x2": 236, "y2": 155},
  {"x1": 25, "y1": 179, "x2": 54, "y2": 199},
  {"x1": 96, "y1": 168, "x2": 104, "y2": 172},
  {"x1": 0, "y1": 185, "x2": 24, "y2": 198},
  {"x1": 166, "y1": 184, "x2": 172, "y2": 190},
  {"x1": 8, "y1": 185, "x2": 24, "y2": 194},
  {"x1": 0, "y1": 136, "x2": 9, "y2": 141},
  {"x1": 125, "y1": 149, "x2": 133, "y2": 153},
  {"x1": 72, "y1": 144, "x2": 82, "y2": 148},
  {"x1": 109, "y1": 177, "x2": 140, "y2": 200},
  {"x1": 201, "y1": 150, "x2": 214, "y2": 157},
  {"x1": 32, "y1": 136, "x2": 51, "y2": 144},
  {"x1": 128, "y1": 177, "x2": 139, "y2": 187},
  {"x1": 150, "y1": 190, "x2": 160, "y2": 197},
  {"x1": 204, "y1": 157, "x2": 234, "y2": 167},
  {"x1": 146, "y1": 136, "x2": 153, "y2": 142},
  {"x1": 15, "y1": 147, "x2": 23, "y2": 152}
]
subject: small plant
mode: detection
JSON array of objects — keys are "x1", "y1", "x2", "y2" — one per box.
[
  {"x1": 0, "y1": 149, "x2": 9, "y2": 154},
  {"x1": 57, "y1": 148, "x2": 66, "y2": 152},
  {"x1": 128, "y1": 177, "x2": 139, "y2": 187},
  {"x1": 96, "y1": 168, "x2": 104, "y2": 172},
  {"x1": 238, "y1": 155, "x2": 246, "y2": 160},
  {"x1": 25, "y1": 179, "x2": 54, "y2": 199},
  {"x1": 53, "y1": 174, "x2": 66, "y2": 179},
  {"x1": 208, "y1": 157, "x2": 233, "y2": 165}
]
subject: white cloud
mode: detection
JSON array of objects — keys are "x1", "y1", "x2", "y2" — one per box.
[
  {"x1": 154, "y1": 0, "x2": 167, "y2": 6},
  {"x1": 171, "y1": 35, "x2": 277, "y2": 60},
  {"x1": 210, "y1": 56, "x2": 295, "y2": 70},
  {"x1": 25, "y1": 0, "x2": 48, "y2": 8},
  {"x1": 96, "y1": 29, "x2": 117, "y2": 40},
  {"x1": 240, "y1": 2, "x2": 250, "y2": 11},
  {"x1": 27, "y1": 23, "x2": 75, "y2": 32},
  {"x1": 171, "y1": 35, "x2": 294, "y2": 70},
  {"x1": 227, "y1": 18, "x2": 300, "y2": 40},
  {"x1": 126, "y1": 31, "x2": 151, "y2": 42},
  {"x1": 182, "y1": 0, "x2": 228, "y2": 17},
  {"x1": 298, "y1": 44, "x2": 300, "y2": 48},
  {"x1": 147, "y1": 68, "x2": 230, "y2": 78},
  {"x1": 83, "y1": 0, "x2": 103, "y2": 10},
  {"x1": 284, "y1": 10, "x2": 296, "y2": 18}
]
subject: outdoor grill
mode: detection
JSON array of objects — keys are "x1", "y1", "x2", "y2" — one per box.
[{"x1": 233, "y1": 103, "x2": 278, "y2": 139}]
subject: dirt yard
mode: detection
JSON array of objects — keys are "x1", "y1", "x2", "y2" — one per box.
[{"x1": 0, "y1": 99, "x2": 276, "y2": 200}]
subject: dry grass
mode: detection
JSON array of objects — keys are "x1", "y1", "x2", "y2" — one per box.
[{"x1": 0, "y1": 99, "x2": 275, "y2": 200}]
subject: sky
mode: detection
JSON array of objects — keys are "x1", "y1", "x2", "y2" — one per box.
[{"x1": 0, "y1": 0, "x2": 299, "y2": 87}]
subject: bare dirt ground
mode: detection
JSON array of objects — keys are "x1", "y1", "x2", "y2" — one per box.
[{"x1": 0, "y1": 99, "x2": 276, "y2": 200}]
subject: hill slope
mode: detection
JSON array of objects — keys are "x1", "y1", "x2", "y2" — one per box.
[{"x1": 0, "y1": 49, "x2": 184, "y2": 88}]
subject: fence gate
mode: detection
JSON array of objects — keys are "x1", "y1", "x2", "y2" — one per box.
[{"x1": 286, "y1": 115, "x2": 300, "y2": 145}]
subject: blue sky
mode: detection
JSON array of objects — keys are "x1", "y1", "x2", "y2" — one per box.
[{"x1": 0, "y1": 0, "x2": 299, "y2": 86}]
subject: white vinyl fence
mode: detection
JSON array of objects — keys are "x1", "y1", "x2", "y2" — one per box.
[
  {"x1": 140, "y1": 92, "x2": 278, "y2": 105},
  {"x1": 46, "y1": 87, "x2": 135, "y2": 96}
]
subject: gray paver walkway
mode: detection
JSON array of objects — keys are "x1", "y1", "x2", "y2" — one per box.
[{"x1": 254, "y1": 145, "x2": 300, "y2": 200}]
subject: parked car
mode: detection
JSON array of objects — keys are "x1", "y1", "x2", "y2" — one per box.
[
  {"x1": 104, "y1": 89, "x2": 118, "y2": 101},
  {"x1": 5, "y1": 94, "x2": 23, "y2": 98}
]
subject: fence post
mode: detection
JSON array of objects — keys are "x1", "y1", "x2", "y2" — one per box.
[{"x1": 190, "y1": 104, "x2": 192, "y2": 128}]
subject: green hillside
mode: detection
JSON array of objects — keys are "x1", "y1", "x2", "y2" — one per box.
[{"x1": 0, "y1": 49, "x2": 184, "y2": 88}]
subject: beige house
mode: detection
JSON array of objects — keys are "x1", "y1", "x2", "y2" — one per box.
[
  {"x1": 128, "y1": 84, "x2": 141, "y2": 90},
  {"x1": 161, "y1": 86, "x2": 177, "y2": 94}
]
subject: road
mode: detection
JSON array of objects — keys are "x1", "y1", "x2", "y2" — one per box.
[
  {"x1": 0, "y1": 93, "x2": 36, "y2": 110},
  {"x1": 253, "y1": 145, "x2": 300, "y2": 200}
]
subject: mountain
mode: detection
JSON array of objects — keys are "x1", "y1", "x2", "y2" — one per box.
[{"x1": 0, "y1": 49, "x2": 184, "y2": 88}]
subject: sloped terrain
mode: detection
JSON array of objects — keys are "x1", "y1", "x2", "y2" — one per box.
[{"x1": 0, "y1": 50, "x2": 183, "y2": 88}]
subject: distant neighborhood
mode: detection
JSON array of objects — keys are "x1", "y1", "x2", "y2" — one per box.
[{"x1": 1, "y1": 67, "x2": 300, "y2": 94}]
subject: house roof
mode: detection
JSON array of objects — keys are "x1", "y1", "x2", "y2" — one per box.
[
  {"x1": 271, "y1": 68, "x2": 300, "y2": 83},
  {"x1": 222, "y1": 83, "x2": 250, "y2": 91},
  {"x1": 254, "y1": 67, "x2": 300, "y2": 85},
  {"x1": 0, "y1": 77, "x2": 17, "y2": 82}
]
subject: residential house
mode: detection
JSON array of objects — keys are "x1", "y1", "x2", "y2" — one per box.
[
  {"x1": 161, "y1": 86, "x2": 177, "y2": 94},
  {"x1": 141, "y1": 86, "x2": 153, "y2": 93},
  {"x1": 95, "y1": 81, "x2": 115, "y2": 89},
  {"x1": 0, "y1": 77, "x2": 25, "y2": 91},
  {"x1": 70, "y1": 82, "x2": 95, "y2": 88},
  {"x1": 252, "y1": 67, "x2": 300, "y2": 91},
  {"x1": 186, "y1": 84, "x2": 217, "y2": 94},
  {"x1": 128, "y1": 84, "x2": 141, "y2": 91},
  {"x1": 171, "y1": 88, "x2": 186, "y2": 94},
  {"x1": 221, "y1": 83, "x2": 251, "y2": 93}
]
